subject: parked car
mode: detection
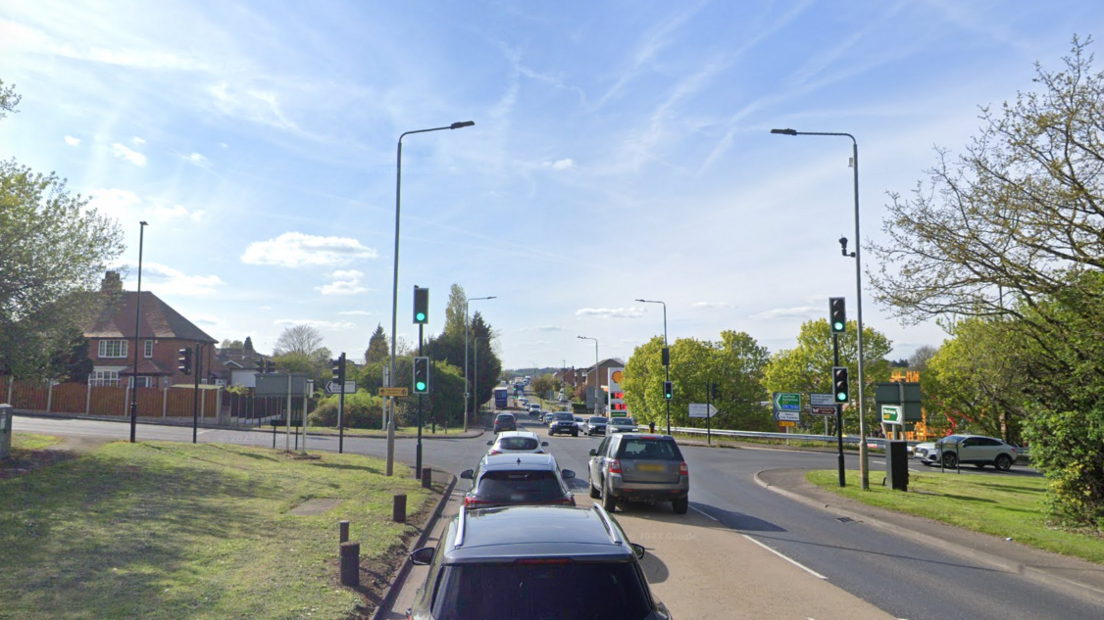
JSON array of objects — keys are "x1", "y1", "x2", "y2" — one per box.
[
  {"x1": 459, "y1": 453, "x2": 575, "y2": 508},
  {"x1": 589, "y1": 433, "x2": 689, "y2": 514},
  {"x1": 608, "y1": 416, "x2": 637, "y2": 433},
  {"x1": 585, "y1": 416, "x2": 608, "y2": 436},
  {"x1": 406, "y1": 504, "x2": 671, "y2": 619},
  {"x1": 548, "y1": 412, "x2": 580, "y2": 437},
  {"x1": 492, "y1": 413, "x2": 517, "y2": 434},
  {"x1": 915, "y1": 434, "x2": 1023, "y2": 471},
  {"x1": 486, "y1": 431, "x2": 548, "y2": 456}
]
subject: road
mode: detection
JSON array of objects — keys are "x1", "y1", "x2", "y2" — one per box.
[{"x1": 13, "y1": 413, "x2": 1104, "y2": 620}]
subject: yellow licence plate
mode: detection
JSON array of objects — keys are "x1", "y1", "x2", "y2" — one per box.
[{"x1": 637, "y1": 464, "x2": 664, "y2": 472}]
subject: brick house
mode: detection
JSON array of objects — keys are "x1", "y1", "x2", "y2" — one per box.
[
  {"x1": 585, "y1": 358, "x2": 625, "y2": 391},
  {"x1": 84, "y1": 272, "x2": 218, "y2": 388}
]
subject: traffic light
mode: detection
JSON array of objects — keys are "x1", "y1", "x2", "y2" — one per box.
[
  {"x1": 663, "y1": 380, "x2": 673, "y2": 400},
  {"x1": 711, "y1": 382, "x2": 720, "y2": 400},
  {"x1": 413, "y1": 286, "x2": 429, "y2": 324},
  {"x1": 829, "y1": 297, "x2": 846, "y2": 334},
  {"x1": 413, "y1": 356, "x2": 430, "y2": 394},
  {"x1": 661, "y1": 347, "x2": 670, "y2": 366},
  {"x1": 832, "y1": 366, "x2": 850, "y2": 403},
  {"x1": 178, "y1": 348, "x2": 193, "y2": 375},
  {"x1": 264, "y1": 360, "x2": 275, "y2": 373},
  {"x1": 332, "y1": 352, "x2": 346, "y2": 383}
]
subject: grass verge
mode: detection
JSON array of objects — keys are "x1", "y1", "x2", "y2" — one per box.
[
  {"x1": 11, "y1": 432, "x2": 63, "y2": 450},
  {"x1": 807, "y1": 469, "x2": 1104, "y2": 565},
  {"x1": 0, "y1": 441, "x2": 434, "y2": 620}
]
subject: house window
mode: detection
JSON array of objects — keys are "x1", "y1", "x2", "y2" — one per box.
[
  {"x1": 90, "y1": 370, "x2": 120, "y2": 387},
  {"x1": 128, "y1": 376, "x2": 151, "y2": 388},
  {"x1": 98, "y1": 340, "x2": 128, "y2": 359},
  {"x1": 144, "y1": 340, "x2": 153, "y2": 358}
]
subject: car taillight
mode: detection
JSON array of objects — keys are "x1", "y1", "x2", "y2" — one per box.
[
  {"x1": 489, "y1": 450, "x2": 501, "y2": 455},
  {"x1": 679, "y1": 461, "x2": 688, "y2": 476},
  {"x1": 609, "y1": 459, "x2": 622, "y2": 474}
]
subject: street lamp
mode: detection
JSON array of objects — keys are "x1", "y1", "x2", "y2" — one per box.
[
  {"x1": 771, "y1": 127, "x2": 869, "y2": 490},
  {"x1": 464, "y1": 295, "x2": 496, "y2": 431},
  {"x1": 636, "y1": 298, "x2": 670, "y2": 434},
  {"x1": 577, "y1": 336, "x2": 599, "y2": 416},
  {"x1": 474, "y1": 336, "x2": 488, "y2": 419},
  {"x1": 386, "y1": 120, "x2": 475, "y2": 476},
  {"x1": 129, "y1": 220, "x2": 148, "y2": 443}
]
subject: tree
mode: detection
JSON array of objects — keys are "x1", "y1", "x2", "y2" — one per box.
[
  {"x1": 220, "y1": 339, "x2": 244, "y2": 349},
  {"x1": 469, "y1": 312, "x2": 502, "y2": 410},
  {"x1": 908, "y1": 345, "x2": 937, "y2": 373},
  {"x1": 530, "y1": 374, "x2": 555, "y2": 400},
  {"x1": 444, "y1": 283, "x2": 467, "y2": 337},
  {"x1": 273, "y1": 324, "x2": 324, "y2": 356},
  {"x1": 0, "y1": 80, "x2": 124, "y2": 379},
  {"x1": 364, "y1": 324, "x2": 388, "y2": 363}
]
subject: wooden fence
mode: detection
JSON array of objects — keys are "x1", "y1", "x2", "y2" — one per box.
[{"x1": 0, "y1": 377, "x2": 220, "y2": 420}]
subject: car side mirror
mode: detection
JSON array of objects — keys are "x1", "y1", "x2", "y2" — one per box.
[
  {"x1": 409, "y1": 547, "x2": 435, "y2": 565},
  {"x1": 541, "y1": 441, "x2": 549, "y2": 447},
  {"x1": 630, "y1": 543, "x2": 646, "y2": 559},
  {"x1": 460, "y1": 469, "x2": 474, "y2": 479},
  {"x1": 486, "y1": 440, "x2": 493, "y2": 446},
  {"x1": 589, "y1": 449, "x2": 597, "y2": 456},
  {"x1": 561, "y1": 469, "x2": 576, "y2": 479}
]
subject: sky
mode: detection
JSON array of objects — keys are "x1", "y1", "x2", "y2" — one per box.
[{"x1": 1, "y1": 0, "x2": 1100, "y2": 371}]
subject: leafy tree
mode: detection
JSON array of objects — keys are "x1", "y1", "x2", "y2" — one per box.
[
  {"x1": 908, "y1": 345, "x2": 936, "y2": 373},
  {"x1": 530, "y1": 374, "x2": 555, "y2": 400},
  {"x1": 0, "y1": 78, "x2": 19, "y2": 119},
  {"x1": 220, "y1": 339, "x2": 244, "y2": 349},
  {"x1": 470, "y1": 312, "x2": 502, "y2": 410},
  {"x1": 443, "y1": 283, "x2": 467, "y2": 337},
  {"x1": 273, "y1": 324, "x2": 324, "y2": 356},
  {"x1": 364, "y1": 323, "x2": 388, "y2": 363}
]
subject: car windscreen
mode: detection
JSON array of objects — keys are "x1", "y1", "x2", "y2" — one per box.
[
  {"x1": 618, "y1": 438, "x2": 682, "y2": 460},
  {"x1": 553, "y1": 413, "x2": 574, "y2": 421},
  {"x1": 590, "y1": 417, "x2": 608, "y2": 423},
  {"x1": 433, "y1": 561, "x2": 651, "y2": 620},
  {"x1": 610, "y1": 418, "x2": 632, "y2": 425},
  {"x1": 498, "y1": 437, "x2": 539, "y2": 451},
  {"x1": 475, "y1": 470, "x2": 564, "y2": 503}
]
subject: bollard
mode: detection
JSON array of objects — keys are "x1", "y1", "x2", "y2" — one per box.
[
  {"x1": 422, "y1": 466, "x2": 432, "y2": 489},
  {"x1": 393, "y1": 494, "x2": 407, "y2": 523},
  {"x1": 339, "y1": 520, "x2": 349, "y2": 543},
  {"x1": 339, "y1": 542, "x2": 360, "y2": 587}
]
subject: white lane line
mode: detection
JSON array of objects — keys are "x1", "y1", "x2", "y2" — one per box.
[
  {"x1": 742, "y1": 534, "x2": 828, "y2": 580},
  {"x1": 689, "y1": 505, "x2": 720, "y2": 521}
]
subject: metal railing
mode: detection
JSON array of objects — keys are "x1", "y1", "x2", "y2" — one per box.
[{"x1": 662, "y1": 426, "x2": 914, "y2": 449}]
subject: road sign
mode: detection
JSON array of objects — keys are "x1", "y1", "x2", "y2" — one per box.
[
  {"x1": 778, "y1": 420, "x2": 796, "y2": 427},
  {"x1": 378, "y1": 387, "x2": 408, "y2": 397},
  {"x1": 809, "y1": 393, "x2": 835, "y2": 407},
  {"x1": 688, "y1": 403, "x2": 717, "y2": 418},
  {"x1": 326, "y1": 380, "x2": 357, "y2": 395},
  {"x1": 881, "y1": 404, "x2": 903, "y2": 425},
  {"x1": 809, "y1": 405, "x2": 837, "y2": 416},
  {"x1": 772, "y1": 392, "x2": 801, "y2": 421}
]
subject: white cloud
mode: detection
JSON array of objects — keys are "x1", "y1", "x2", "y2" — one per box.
[
  {"x1": 119, "y1": 262, "x2": 226, "y2": 297},
  {"x1": 153, "y1": 203, "x2": 205, "y2": 222},
  {"x1": 111, "y1": 142, "x2": 147, "y2": 166},
  {"x1": 520, "y1": 325, "x2": 566, "y2": 332},
  {"x1": 274, "y1": 319, "x2": 356, "y2": 330},
  {"x1": 693, "y1": 301, "x2": 734, "y2": 309},
  {"x1": 63, "y1": 135, "x2": 81, "y2": 146},
  {"x1": 575, "y1": 307, "x2": 645, "y2": 319},
  {"x1": 241, "y1": 232, "x2": 377, "y2": 268},
  {"x1": 316, "y1": 269, "x2": 368, "y2": 295},
  {"x1": 750, "y1": 306, "x2": 821, "y2": 320},
  {"x1": 132, "y1": 136, "x2": 145, "y2": 145},
  {"x1": 88, "y1": 188, "x2": 140, "y2": 221},
  {"x1": 543, "y1": 158, "x2": 575, "y2": 171},
  {"x1": 185, "y1": 152, "x2": 208, "y2": 165}
]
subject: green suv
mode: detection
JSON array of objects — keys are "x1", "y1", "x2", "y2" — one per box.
[{"x1": 406, "y1": 504, "x2": 672, "y2": 619}]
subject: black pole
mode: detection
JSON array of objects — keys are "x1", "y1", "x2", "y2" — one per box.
[
  {"x1": 706, "y1": 382, "x2": 712, "y2": 446},
  {"x1": 833, "y1": 333, "x2": 845, "y2": 487},
  {"x1": 338, "y1": 352, "x2": 346, "y2": 454},
  {"x1": 130, "y1": 221, "x2": 147, "y2": 443},
  {"x1": 192, "y1": 343, "x2": 201, "y2": 443},
  {"x1": 416, "y1": 324, "x2": 424, "y2": 478}
]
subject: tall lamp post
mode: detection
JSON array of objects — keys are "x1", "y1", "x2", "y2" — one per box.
[
  {"x1": 386, "y1": 120, "x2": 475, "y2": 476},
  {"x1": 577, "y1": 336, "x2": 599, "y2": 416},
  {"x1": 635, "y1": 298, "x2": 669, "y2": 434},
  {"x1": 473, "y1": 336, "x2": 488, "y2": 420},
  {"x1": 771, "y1": 127, "x2": 869, "y2": 490},
  {"x1": 129, "y1": 220, "x2": 148, "y2": 443},
  {"x1": 464, "y1": 295, "x2": 496, "y2": 431}
]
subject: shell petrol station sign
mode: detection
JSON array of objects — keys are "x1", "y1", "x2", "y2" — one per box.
[{"x1": 607, "y1": 368, "x2": 628, "y2": 417}]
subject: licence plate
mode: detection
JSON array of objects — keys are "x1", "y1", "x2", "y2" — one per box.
[{"x1": 637, "y1": 464, "x2": 664, "y2": 472}]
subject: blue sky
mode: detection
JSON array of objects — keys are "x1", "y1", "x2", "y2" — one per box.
[{"x1": 1, "y1": 1, "x2": 1098, "y2": 370}]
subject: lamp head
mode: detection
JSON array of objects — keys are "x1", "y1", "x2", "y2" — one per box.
[
  {"x1": 450, "y1": 121, "x2": 475, "y2": 129},
  {"x1": 770, "y1": 128, "x2": 798, "y2": 136},
  {"x1": 140, "y1": 221, "x2": 148, "y2": 226}
]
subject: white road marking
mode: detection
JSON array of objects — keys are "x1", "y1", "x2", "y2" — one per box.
[
  {"x1": 742, "y1": 534, "x2": 828, "y2": 580},
  {"x1": 689, "y1": 505, "x2": 720, "y2": 521}
]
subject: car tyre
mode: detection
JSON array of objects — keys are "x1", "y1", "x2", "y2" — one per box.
[
  {"x1": 572, "y1": 430, "x2": 578, "y2": 437},
  {"x1": 588, "y1": 471, "x2": 601, "y2": 499},
  {"x1": 672, "y1": 496, "x2": 689, "y2": 515},
  {"x1": 602, "y1": 480, "x2": 616, "y2": 513},
  {"x1": 995, "y1": 454, "x2": 1013, "y2": 471},
  {"x1": 942, "y1": 452, "x2": 958, "y2": 468}
]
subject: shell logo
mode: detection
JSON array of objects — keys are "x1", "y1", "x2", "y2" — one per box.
[{"x1": 611, "y1": 370, "x2": 623, "y2": 384}]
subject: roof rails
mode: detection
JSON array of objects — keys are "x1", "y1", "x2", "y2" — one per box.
[
  {"x1": 593, "y1": 504, "x2": 624, "y2": 546},
  {"x1": 454, "y1": 506, "x2": 467, "y2": 548}
]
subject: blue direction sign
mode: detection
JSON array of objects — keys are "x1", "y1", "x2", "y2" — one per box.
[{"x1": 772, "y1": 392, "x2": 801, "y2": 422}]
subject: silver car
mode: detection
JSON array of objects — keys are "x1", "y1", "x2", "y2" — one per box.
[
  {"x1": 588, "y1": 433, "x2": 689, "y2": 514},
  {"x1": 917, "y1": 434, "x2": 1022, "y2": 471},
  {"x1": 607, "y1": 417, "x2": 636, "y2": 433}
]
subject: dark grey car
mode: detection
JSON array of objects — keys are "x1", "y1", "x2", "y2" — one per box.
[
  {"x1": 589, "y1": 433, "x2": 689, "y2": 514},
  {"x1": 406, "y1": 504, "x2": 672, "y2": 619}
]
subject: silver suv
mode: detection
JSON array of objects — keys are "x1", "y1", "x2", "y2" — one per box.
[
  {"x1": 589, "y1": 433, "x2": 689, "y2": 514},
  {"x1": 406, "y1": 505, "x2": 672, "y2": 619}
]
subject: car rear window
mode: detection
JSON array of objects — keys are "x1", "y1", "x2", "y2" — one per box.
[
  {"x1": 498, "y1": 437, "x2": 539, "y2": 451},
  {"x1": 610, "y1": 418, "x2": 633, "y2": 425},
  {"x1": 475, "y1": 470, "x2": 564, "y2": 503},
  {"x1": 553, "y1": 413, "x2": 574, "y2": 421},
  {"x1": 433, "y1": 561, "x2": 651, "y2": 620},
  {"x1": 618, "y1": 438, "x2": 682, "y2": 460}
]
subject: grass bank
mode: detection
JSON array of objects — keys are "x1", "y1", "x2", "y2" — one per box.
[
  {"x1": 0, "y1": 441, "x2": 434, "y2": 620},
  {"x1": 807, "y1": 469, "x2": 1104, "y2": 565},
  {"x1": 11, "y1": 432, "x2": 63, "y2": 450}
]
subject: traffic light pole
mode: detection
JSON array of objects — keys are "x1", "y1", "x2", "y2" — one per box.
[
  {"x1": 833, "y1": 334, "x2": 845, "y2": 487},
  {"x1": 416, "y1": 324, "x2": 424, "y2": 479},
  {"x1": 338, "y1": 353, "x2": 346, "y2": 454},
  {"x1": 192, "y1": 343, "x2": 201, "y2": 444},
  {"x1": 705, "y1": 382, "x2": 712, "y2": 446}
]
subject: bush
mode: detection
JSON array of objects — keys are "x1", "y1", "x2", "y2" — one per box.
[{"x1": 307, "y1": 391, "x2": 383, "y2": 429}]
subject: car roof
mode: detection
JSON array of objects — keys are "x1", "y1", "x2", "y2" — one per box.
[
  {"x1": 613, "y1": 432, "x2": 675, "y2": 441},
  {"x1": 494, "y1": 430, "x2": 538, "y2": 440},
  {"x1": 480, "y1": 453, "x2": 558, "y2": 471},
  {"x1": 446, "y1": 505, "x2": 635, "y2": 563}
]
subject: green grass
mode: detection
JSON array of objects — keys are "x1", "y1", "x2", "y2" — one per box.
[
  {"x1": 303, "y1": 425, "x2": 457, "y2": 437},
  {"x1": 0, "y1": 441, "x2": 433, "y2": 620},
  {"x1": 807, "y1": 469, "x2": 1104, "y2": 565},
  {"x1": 11, "y1": 432, "x2": 63, "y2": 450}
]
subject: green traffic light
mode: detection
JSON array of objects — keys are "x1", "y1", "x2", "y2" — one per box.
[
  {"x1": 833, "y1": 321, "x2": 844, "y2": 331},
  {"x1": 415, "y1": 312, "x2": 426, "y2": 322},
  {"x1": 416, "y1": 381, "x2": 427, "y2": 391},
  {"x1": 837, "y1": 392, "x2": 847, "y2": 401}
]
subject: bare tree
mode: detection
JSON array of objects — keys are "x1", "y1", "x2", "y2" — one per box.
[{"x1": 274, "y1": 324, "x2": 324, "y2": 356}]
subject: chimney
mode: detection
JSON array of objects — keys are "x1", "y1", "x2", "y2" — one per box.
[{"x1": 100, "y1": 271, "x2": 123, "y2": 294}]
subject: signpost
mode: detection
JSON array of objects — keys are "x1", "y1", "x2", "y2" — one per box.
[
  {"x1": 881, "y1": 404, "x2": 903, "y2": 425},
  {"x1": 379, "y1": 387, "x2": 408, "y2": 397},
  {"x1": 688, "y1": 403, "x2": 717, "y2": 418},
  {"x1": 771, "y1": 392, "x2": 801, "y2": 422},
  {"x1": 326, "y1": 380, "x2": 357, "y2": 395}
]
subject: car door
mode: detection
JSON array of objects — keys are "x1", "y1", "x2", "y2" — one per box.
[
  {"x1": 591, "y1": 436, "x2": 611, "y2": 487},
  {"x1": 974, "y1": 437, "x2": 1003, "y2": 463},
  {"x1": 958, "y1": 437, "x2": 980, "y2": 463}
]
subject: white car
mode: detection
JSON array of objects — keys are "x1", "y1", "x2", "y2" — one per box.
[
  {"x1": 915, "y1": 434, "x2": 1024, "y2": 471},
  {"x1": 486, "y1": 431, "x2": 549, "y2": 456},
  {"x1": 607, "y1": 417, "x2": 637, "y2": 433}
]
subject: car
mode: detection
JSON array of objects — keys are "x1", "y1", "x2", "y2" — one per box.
[
  {"x1": 492, "y1": 412, "x2": 517, "y2": 434},
  {"x1": 486, "y1": 430, "x2": 549, "y2": 456},
  {"x1": 548, "y1": 411, "x2": 580, "y2": 437},
  {"x1": 608, "y1": 416, "x2": 637, "y2": 434},
  {"x1": 916, "y1": 434, "x2": 1023, "y2": 471},
  {"x1": 542, "y1": 411, "x2": 555, "y2": 425},
  {"x1": 528, "y1": 403, "x2": 543, "y2": 417},
  {"x1": 574, "y1": 415, "x2": 586, "y2": 427},
  {"x1": 459, "y1": 453, "x2": 576, "y2": 508},
  {"x1": 405, "y1": 504, "x2": 672, "y2": 619},
  {"x1": 589, "y1": 433, "x2": 689, "y2": 514},
  {"x1": 584, "y1": 416, "x2": 608, "y2": 436}
]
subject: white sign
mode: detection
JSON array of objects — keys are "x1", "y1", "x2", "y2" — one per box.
[
  {"x1": 809, "y1": 393, "x2": 835, "y2": 407},
  {"x1": 775, "y1": 410, "x2": 801, "y2": 422},
  {"x1": 326, "y1": 380, "x2": 357, "y2": 394},
  {"x1": 688, "y1": 403, "x2": 717, "y2": 418}
]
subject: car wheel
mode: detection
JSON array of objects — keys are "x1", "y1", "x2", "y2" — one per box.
[
  {"x1": 589, "y1": 470, "x2": 601, "y2": 499},
  {"x1": 602, "y1": 480, "x2": 616, "y2": 512},
  {"x1": 942, "y1": 452, "x2": 958, "y2": 468},
  {"x1": 672, "y1": 496, "x2": 689, "y2": 515},
  {"x1": 995, "y1": 454, "x2": 1013, "y2": 471},
  {"x1": 572, "y1": 431, "x2": 578, "y2": 437}
]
